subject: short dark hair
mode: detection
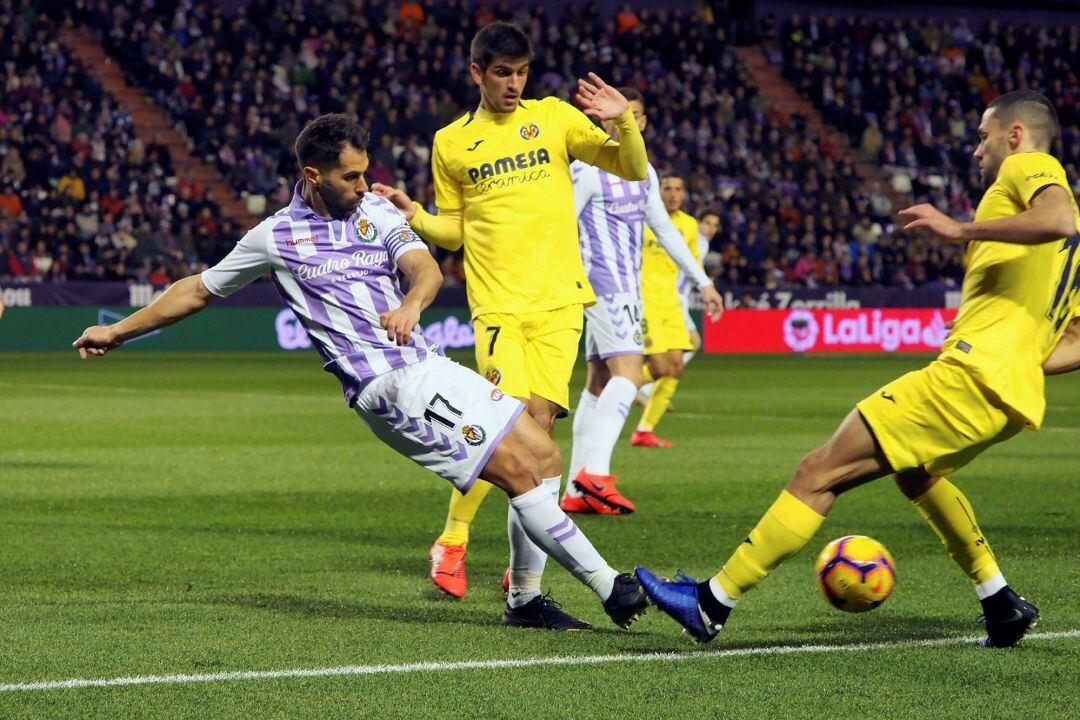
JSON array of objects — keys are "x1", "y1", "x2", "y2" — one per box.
[
  {"x1": 987, "y1": 90, "x2": 1060, "y2": 149},
  {"x1": 619, "y1": 87, "x2": 644, "y2": 106},
  {"x1": 698, "y1": 208, "x2": 721, "y2": 221},
  {"x1": 295, "y1": 114, "x2": 370, "y2": 171},
  {"x1": 470, "y1": 22, "x2": 532, "y2": 69}
]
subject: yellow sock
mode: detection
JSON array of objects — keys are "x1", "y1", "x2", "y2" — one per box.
[
  {"x1": 437, "y1": 481, "x2": 496, "y2": 546},
  {"x1": 911, "y1": 477, "x2": 1000, "y2": 584},
  {"x1": 641, "y1": 363, "x2": 655, "y2": 384},
  {"x1": 638, "y1": 376, "x2": 677, "y2": 432},
  {"x1": 714, "y1": 490, "x2": 826, "y2": 600}
]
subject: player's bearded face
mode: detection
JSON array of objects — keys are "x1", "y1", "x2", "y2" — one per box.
[
  {"x1": 974, "y1": 110, "x2": 1008, "y2": 189},
  {"x1": 314, "y1": 147, "x2": 370, "y2": 218},
  {"x1": 472, "y1": 58, "x2": 530, "y2": 113}
]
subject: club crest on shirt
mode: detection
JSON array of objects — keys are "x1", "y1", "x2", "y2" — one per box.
[
  {"x1": 485, "y1": 367, "x2": 502, "y2": 386},
  {"x1": 519, "y1": 123, "x2": 540, "y2": 140},
  {"x1": 461, "y1": 424, "x2": 487, "y2": 446},
  {"x1": 633, "y1": 329, "x2": 643, "y2": 345},
  {"x1": 355, "y1": 216, "x2": 378, "y2": 243}
]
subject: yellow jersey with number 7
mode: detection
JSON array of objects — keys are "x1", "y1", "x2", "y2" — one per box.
[
  {"x1": 432, "y1": 98, "x2": 626, "y2": 318},
  {"x1": 940, "y1": 151, "x2": 1080, "y2": 429}
]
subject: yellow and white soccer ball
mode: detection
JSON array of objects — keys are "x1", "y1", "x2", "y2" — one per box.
[{"x1": 814, "y1": 535, "x2": 897, "y2": 613}]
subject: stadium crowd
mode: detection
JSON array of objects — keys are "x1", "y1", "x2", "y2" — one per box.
[
  {"x1": 0, "y1": 0, "x2": 233, "y2": 285},
  {"x1": 2, "y1": 1, "x2": 1077, "y2": 292},
  {"x1": 774, "y1": 13, "x2": 1080, "y2": 286}
]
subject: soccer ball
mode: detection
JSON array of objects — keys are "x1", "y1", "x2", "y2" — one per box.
[{"x1": 814, "y1": 535, "x2": 897, "y2": 613}]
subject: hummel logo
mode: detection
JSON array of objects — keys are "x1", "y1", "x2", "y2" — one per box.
[
  {"x1": 881, "y1": 391, "x2": 896, "y2": 403},
  {"x1": 467, "y1": 140, "x2": 484, "y2": 151}
]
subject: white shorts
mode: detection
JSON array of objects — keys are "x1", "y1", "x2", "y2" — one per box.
[
  {"x1": 585, "y1": 292, "x2": 644, "y2": 361},
  {"x1": 353, "y1": 355, "x2": 525, "y2": 492}
]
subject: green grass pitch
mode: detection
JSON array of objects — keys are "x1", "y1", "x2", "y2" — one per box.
[{"x1": 2, "y1": 351, "x2": 1077, "y2": 718}]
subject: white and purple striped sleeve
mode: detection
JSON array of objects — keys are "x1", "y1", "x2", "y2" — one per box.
[
  {"x1": 367, "y1": 197, "x2": 427, "y2": 263},
  {"x1": 201, "y1": 220, "x2": 273, "y2": 297}
]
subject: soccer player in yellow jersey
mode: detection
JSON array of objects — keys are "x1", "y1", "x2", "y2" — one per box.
[
  {"x1": 373, "y1": 22, "x2": 648, "y2": 614},
  {"x1": 631, "y1": 175, "x2": 701, "y2": 448},
  {"x1": 637, "y1": 89, "x2": 1080, "y2": 648}
]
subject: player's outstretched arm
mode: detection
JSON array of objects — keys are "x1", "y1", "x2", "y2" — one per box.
[
  {"x1": 573, "y1": 73, "x2": 646, "y2": 181},
  {"x1": 72, "y1": 275, "x2": 215, "y2": 359},
  {"x1": 379, "y1": 249, "x2": 443, "y2": 346},
  {"x1": 899, "y1": 187, "x2": 1076, "y2": 244},
  {"x1": 371, "y1": 184, "x2": 465, "y2": 252}
]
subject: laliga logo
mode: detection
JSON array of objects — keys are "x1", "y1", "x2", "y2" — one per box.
[
  {"x1": 783, "y1": 309, "x2": 819, "y2": 353},
  {"x1": 520, "y1": 123, "x2": 540, "y2": 140}
]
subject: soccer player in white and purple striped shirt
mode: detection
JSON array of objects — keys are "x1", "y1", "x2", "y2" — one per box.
[
  {"x1": 562, "y1": 90, "x2": 724, "y2": 515},
  {"x1": 72, "y1": 114, "x2": 647, "y2": 631}
]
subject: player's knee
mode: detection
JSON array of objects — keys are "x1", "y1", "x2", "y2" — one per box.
[
  {"x1": 536, "y1": 438, "x2": 562, "y2": 478},
  {"x1": 503, "y1": 450, "x2": 543, "y2": 495},
  {"x1": 669, "y1": 361, "x2": 685, "y2": 379},
  {"x1": 790, "y1": 446, "x2": 831, "y2": 495}
]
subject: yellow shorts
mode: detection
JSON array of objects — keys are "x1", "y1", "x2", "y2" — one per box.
[
  {"x1": 643, "y1": 298, "x2": 693, "y2": 355},
  {"x1": 473, "y1": 304, "x2": 583, "y2": 414},
  {"x1": 857, "y1": 358, "x2": 1025, "y2": 477}
]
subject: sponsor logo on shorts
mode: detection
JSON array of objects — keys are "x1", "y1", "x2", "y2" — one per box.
[
  {"x1": 461, "y1": 424, "x2": 487, "y2": 446},
  {"x1": 485, "y1": 367, "x2": 502, "y2": 386},
  {"x1": 490, "y1": 388, "x2": 505, "y2": 401}
]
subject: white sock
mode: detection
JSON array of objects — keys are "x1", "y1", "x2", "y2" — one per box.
[
  {"x1": 508, "y1": 482, "x2": 618, "y2": 600},
  {"x1": 567, "y1": 391, "x2": 597, "y2": 497},
  {"x1": 637, "y1": 382, "x2": 655, "y2": 403},
  {"x1": 506, "y1": 477, "x2": 562, "y2": 607},
  {"x1": 683, "y1": 350, "x2": 695, "y2": 364},
  {"x1": 708, "y1": 577, "x2": 738, "y2": 608},
  {"x1": 975, "y1": 572, "x2": 1007, "y2": 600},
  {"x1": 583, "y1": 376, "x2": 637, "y2": 476}
]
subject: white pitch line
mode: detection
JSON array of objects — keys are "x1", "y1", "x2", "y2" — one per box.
[
  {"x1": 2, "y1": 630, "x2": 1077, "y2": 694},
  {"x1": 0, "y1": 381, "x2": 332, "y2": 404}
]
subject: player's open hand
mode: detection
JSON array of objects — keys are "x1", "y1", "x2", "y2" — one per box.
[
  {"x1": 379, "y1": 303, "x2": 421, "y2": 347},
  {"x1": 371, "y1": 183, "x2": 417, "y2": 221},
  {"x1": 898, "y1": 204, "x2": 967, "y2": 243},
  {"x1": 699, "y1": 284, "x2": 724, "y2": 322},
  {"x1": 575, "y1": 73, "x2": 629, "y2": 121},
  {"x1": 73, "y1": 325, "x2": 121, "y2": 359}
]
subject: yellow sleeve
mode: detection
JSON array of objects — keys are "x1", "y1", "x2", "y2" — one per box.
[
  {"x1": 997, "y1": 153, "x2": 1072, "y2": 209},
  {"x1": 684, "y1": 217, "x2": 701, "y2": 261},
  {"x1": 558, "y1": 101, "x2": 647, "y2": 181},
  {"x1": 410, "y1": 206, "x2": 463, "y2": 252},
  {"x1": 431, "y1": 136, "x2": 464, "y2": 212}
]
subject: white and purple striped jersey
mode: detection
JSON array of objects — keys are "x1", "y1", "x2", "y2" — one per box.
[
  {"x1": 201, "y1": 182, "x2": 439, "y2": 405},
  {"x1": 573, "y1": 161, "x2": 709, "y2": 297}
]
